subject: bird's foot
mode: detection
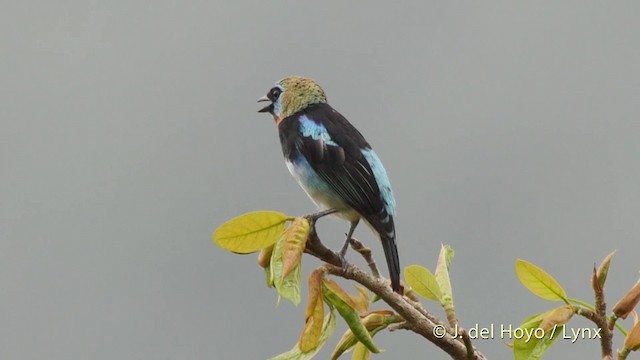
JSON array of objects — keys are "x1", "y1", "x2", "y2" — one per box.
[
  {"x1": 337, "y1": 236, "x2": 353, "y2": 270},
  {"x1": 337, "y1": 251, "x2": 350, "y2": 272}
]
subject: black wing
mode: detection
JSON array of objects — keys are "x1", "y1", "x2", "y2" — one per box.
[{"x1": 292, "y1": 104, "x2": 388, "y2": 223}]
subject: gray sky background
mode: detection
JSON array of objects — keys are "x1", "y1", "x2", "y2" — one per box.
[{"x1": 2, "y1": 2, "x2": 639, "y2": 359}]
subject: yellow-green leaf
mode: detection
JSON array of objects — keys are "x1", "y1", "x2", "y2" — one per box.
[
  {"x1": 331, "y1": 311, "x2": 396, "y2": 360},
  {"x1": 269, "y1": 310, "x2": 337, "y2": 360},
  {"x1": 323, "y1": 279, "x2": 358, "y2": 310},
  {"x1": 305, "y1": 270, "x2": 325, "y2": 319},
  {"x1": 213, "y1": 211, "x2": 289, "y2": 253},
  {"x1": 349, "y1": 286, "x2": 370, "y2": 314},
  {"x1": 258, "y1": 245, "x2": 275, "y2": 268},
  {"x1": 299, "y1": 270, "x2": 325, "y2": 352},
  {"x1": 282, "y1": 217, "x2": 310, "y2": 280},
  {"x1": 515, "y1": 259, "x2": 567, "y2": 302},
  {"x1": 435, "y1": 244, "x2": 455, "y2": 321},
  {"x1": 596, "y1": 251, "x2": 616, "y2": 288},
  {"x1": 271, "y1": 233, "x2": 301, "y2": 305},
  {"x1": 404, "y1": 265, "x2": 441, "y2": 302},
  {"x1": 299, "y1": 293, "x2": 324, "y2": 352},
  {"x1": 264, "y1": 263, "x2": 274, "y2": 288},
  {"x1": 351, "y1": 343, "x2": 370, "y2": 360},
  {"x1": 513, "y1": 310, "x2": 564, "y2": 360},
  {"x1": 323, "y1": 280, "x2": 380, "y2": 354}
]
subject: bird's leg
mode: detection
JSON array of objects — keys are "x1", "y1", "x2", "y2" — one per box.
[
  {"x1": 307, "y1": 208, "x2": 340, "y2": 237},
  {"x1": 338, "y1": 220, "x2": 360, "y2": 267},
  {"x1": 309, "y1": 208, "x2": 340, "y2": 222}
]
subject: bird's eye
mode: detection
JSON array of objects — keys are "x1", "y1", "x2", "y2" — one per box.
[{"x1": 270, "y1": 88, "x2": 281, "y2": 100}]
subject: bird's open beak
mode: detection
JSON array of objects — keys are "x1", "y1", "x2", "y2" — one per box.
[{"x1": 257, "y1": 95, "x2": 273, "y2": 113}]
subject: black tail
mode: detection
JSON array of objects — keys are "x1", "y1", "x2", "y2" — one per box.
[
  {"x1": 381, "y1": 234, "x2": 401, "y2": 293},
  {"x1": 364, "y1": 212, "x2": 400, "y2": 293}
]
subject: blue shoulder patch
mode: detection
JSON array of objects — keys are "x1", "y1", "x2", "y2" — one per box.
[
  {"x1": 361, "y1": 148, "x2": 396, "y2": 215},
  {"x1": 299, "y1": 115, "x2": 338, "y2": 146}
]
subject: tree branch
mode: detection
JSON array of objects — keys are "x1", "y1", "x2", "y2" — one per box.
[
  {"x1": 304, "y1": 218, "x2": 486, "y2": 360},
  {"x1": 574, "y1": 306, "x2": 613, "y2": 359}
]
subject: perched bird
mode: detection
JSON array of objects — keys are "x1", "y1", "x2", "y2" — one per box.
[{"x1": 257, "y1": 76, "x2": 400, "y2": 293}]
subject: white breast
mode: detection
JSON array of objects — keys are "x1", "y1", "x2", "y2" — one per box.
[{"x1": 285, "y1": 159, "x2": 359, "y2": 221}]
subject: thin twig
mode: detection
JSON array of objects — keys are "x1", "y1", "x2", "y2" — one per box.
[
  {"x1": 574, "y1": 306, "x2": 613, "y2": 359},
  {"x1": 388, "y1": 321, "x2": 411, "y2": 331},
  {"x1": 592, "y1": 267, "x2": 614, "y2": 358},
  {"x1": 349, "y1": 238, "x2": 381, "y2": 278}
]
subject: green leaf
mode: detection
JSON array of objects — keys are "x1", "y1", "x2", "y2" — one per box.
[
  {"x1": 264, "y1": 262, "x2": 274, "y2": 288},
  {"x1": 513, "y1": 310, "x2": 564, "y2": 360},
  {"x1": 271, "y1": 233, "x2": 301, "y2": 305},
  {"x1": 323, "y1": 281, "x2": 380, "y2": 354},
  {"x1": 323, "y1": 279, "x2": 358, "y2": 310},
  {"x1": 213, "y1": 211, "x2": 290, "y2": 253},
  {"x1": 351, "y1": 342, "x2": 370, "y2": 360},
  {"x1": 515, "y1": 259, "x2": 567, "y2": 302},
  {"x1": 435, "y1": 244, "x2": 455, "y2": 313},
  {"x1": 269, "y1": 310, "x2": 337, "y2": 360},
  {"x1": 331, "y1": 311, "x2": 397, "y2": 360},
  {"x1": 404, "y1": 265, "x2": 441, "y2": 301},
  {"x1": 596, "y1": 251, "x2": 616, "y2": 288}
]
